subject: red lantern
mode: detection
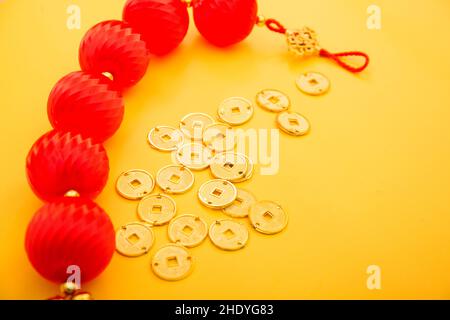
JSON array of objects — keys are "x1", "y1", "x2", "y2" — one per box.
[
  {"x1": 79, "y1": 20, "x2": 150, "y2": 91},
  {"x1": 123, "y1": 0, "x2": 190, "y2": 55},
  {"x1": 25, "y1": 197, "x2": 115, "y2": 283},
  {"x1": 193, "y1": 0, "x2": 258, "y2": 47},
  {"x1": 26, "y1": 130, "x2": 109, "y2": 202},
  {"x1": 48, "y1": 71, "x2": 124, "y2": 143}
]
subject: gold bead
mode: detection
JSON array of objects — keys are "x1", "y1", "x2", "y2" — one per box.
[
  {"x1": 256, "y1": 14, "x2": 266, "y2": 27},
  {"x1": 181, "y1": 0, "x2": 192, "y2": 8},
  {"x1": 60, "y1": 282, "x2": 79, "y2": 295},
  {"x1": 101, "y1": 72, "x2": 114, "y2": 81},
  {"x1": 64, "y1": 190, "x2": 80, "y2": 198}
]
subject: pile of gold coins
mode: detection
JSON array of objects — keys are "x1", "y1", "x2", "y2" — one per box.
[{"x1": 115, "y1": 79, "x2": 328, "y2": 281}]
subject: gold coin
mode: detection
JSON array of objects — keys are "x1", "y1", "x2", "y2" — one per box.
[
  {"x1": 256, "y1": 89, "x2": 291, "y2": 112},
  {"x1": 209, "y1": 219, "x2": 249, "y2": 251},
  {"x1": 137, "y1": 194, "x2": 177, "y2": 226},
  {"x1": 116, "y1": 169, "x2": 155, "y2": 200},
  {"x1": 249, "y1": 201, "x2": 288, "y2": 235},
  {"x1": 210, "y1": 152, "x2": 248, "y2": 182},
  {"x1": 198, "y1": 179, "x2": 237, "y2": 209},
  {"x1": 296, "y1": 72, "x2": 330, "y2": 96},
  {"x1": 148, "y1": 126, "x2": 184, "y2": 152},
  {"x1": 232, "y1": 154, "x2": 254, "y2": 183},
  {"x1": 116, "y1": 222, "x2": 154, "y2": 257},
  {"x1": 179, "y1": 113, "x2": 214, "y2": 140},
  {"x1": 218, "y1": 97, "x2": 254, "y2": 126},
  {"x1": 202, "y1": 123, "x2": 235, "y2": 152},
  {"x1": 277, "y1": 111, "x2": 310, "y2": 136},
  {"x1": 156, "y1": 165, "x2": 195, "y2": 194},
  {"x1": 222, "y1": 189, "x2": 257, "y2": 218},
  {"x1": 176, "y1": 143, "x2": 213, "y2": 171},
  {"x1": 168, "y1": 214, "x2": 208, "y2": 248},
  {"x1": 151, "y1": 244, "x2": 193, "y2": 281}
]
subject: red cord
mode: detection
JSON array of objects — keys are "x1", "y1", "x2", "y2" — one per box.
[
  {"x1": 265, "y1": 19, "x2": 287, "y2": 34},
  {"x1": 320, "y1": 49, "x2": 370, "y2": 73}
]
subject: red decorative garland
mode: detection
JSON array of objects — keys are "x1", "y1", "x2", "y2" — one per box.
[{"x1": 25, "y1": 0, "x2": 369, "y2": 289}]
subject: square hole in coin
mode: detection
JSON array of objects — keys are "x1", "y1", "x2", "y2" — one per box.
[
  {"x1": 309, "y1": 78, "x2": 319, "y2": 85},
  {"x1": 288, "y1": 118, "x2": 300, "y2": 126},
  {"x1": 263, "y1": 211, "x2": 274, "y2": 221},
  {"x1": 231, "y1": 106, "x2": 241, "y2": 114},
  {"x1": 234, "y1": 198, "x2": 244, "y2": 206},
  {"x1": 211, "y1": 188, "x2": 223, "y2": 198},
  {"x1": 129, "y1": 179, "x2": 141, "y2": 188},
  {"x1": 193, "y1": 121, "x2": 203, "y2": 129},
  {"x1": 182, "y1": 225, "x2": 194, "y2": 236},
  {"x1": 223, "y1": 162, "x2": 235, "y2": 170},
  {"x1": 166, "y1": 256, "x2": 179, "y2": 268},
  {"x1": 127, "y1": 233, "x2": 140, "y2": 245},
  {"x1": 269, "y1": 96, "x2": 280, "y2": 104},
  {"x1": 190, "y1": 152, "x2": 199, "y2": 160},
  {"x1": 170, "y1": 174, "x2": 181, "y2": 184},
  {"x1": 161, "y1": 134, "x2": 172, "y2": 141},
  {"x1": 223, "y1": 229, "x2": 235, "y2": 239},
  {"x1": 152, "y1": 205, "x2": 162, "y2": 213}
]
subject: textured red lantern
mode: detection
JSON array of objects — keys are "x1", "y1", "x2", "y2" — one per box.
[
  {"x1": 26, "y1": 130, "x2": 109, "y2": 202},
  {"x1": 79, "y1": 20, "x2": 150, "y2": 91},
  {"x1": 48, "y1": 71, "x2": 124, "y2": 143},
  {"x1": 193, "y1": 0, "x2": 258, "y2": 47},
  {"x1": 123, "y1": 0, "x2": 190, "y2": 56},
  {"x1": 25, "y1": 197, "x2": 115, "y2": 283}
]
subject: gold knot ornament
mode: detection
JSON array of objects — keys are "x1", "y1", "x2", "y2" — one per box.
[{"x1": 285, "y1": 27, "x2": 321, "y2": 57}]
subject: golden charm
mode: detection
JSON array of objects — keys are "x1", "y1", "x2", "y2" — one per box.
[
  {"x1": 151, "y1": 244, "x2": 193, "y2": 281},
  {"x1": 138, "y1": 194, "x2": 177, "y2": 226},
  {"x1": 249, "y1": 201, "x2": 288, "y2": 235},
  {"x1": 115, "y1": 222, "x2": 154, "y2": 257},
  {"x1": 286, "y1": 27, "x2": 320, "y2": 57},
  {"x1": 296, "y1": 72, "x2": 330, "y2": 96},
  {"x1": 168, "y1": 215, "x2": 208, "y2": 248},
  {"x1": 209, "y1": 219, "x2": 249, "y2": 251},
  {"x1": 116, "y1": 169, "x2": 155, "y2": 200}
]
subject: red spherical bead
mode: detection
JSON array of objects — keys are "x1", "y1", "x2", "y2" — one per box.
[
  {"x1": 123, "y1": 0, "x2": 189, "y2": 56},
  {"x1": 193, "y1": 0, "x2": 258, "y2": 47},
  {"x1": 48, "y1": 71, "x2": 124, "y2": 143},
  {"x1": 25, "y1": 198, "x2": 115, "y2": 283},
  {"x1": 26, "y1": 130, "x2": 109, "y2": 202},
  {"x1": 79, "y1": 20, "x2": 150, "y2": 91}
]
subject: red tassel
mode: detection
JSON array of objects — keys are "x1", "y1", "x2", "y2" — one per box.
[{"x1": 263, "y1": 18, "x2": 370, "y2": 73}]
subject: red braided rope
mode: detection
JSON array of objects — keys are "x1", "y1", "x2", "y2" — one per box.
[
  {"x1": 265, "y1": 18, "x2": 287, "y2": 34},
  {"x1": 319, "y1": 49, "x2": 370, "y2": 73}
]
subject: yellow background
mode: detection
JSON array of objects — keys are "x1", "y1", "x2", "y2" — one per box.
[{"x1": 1, "y1": 0, "x2": 449, "y2": 299}]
